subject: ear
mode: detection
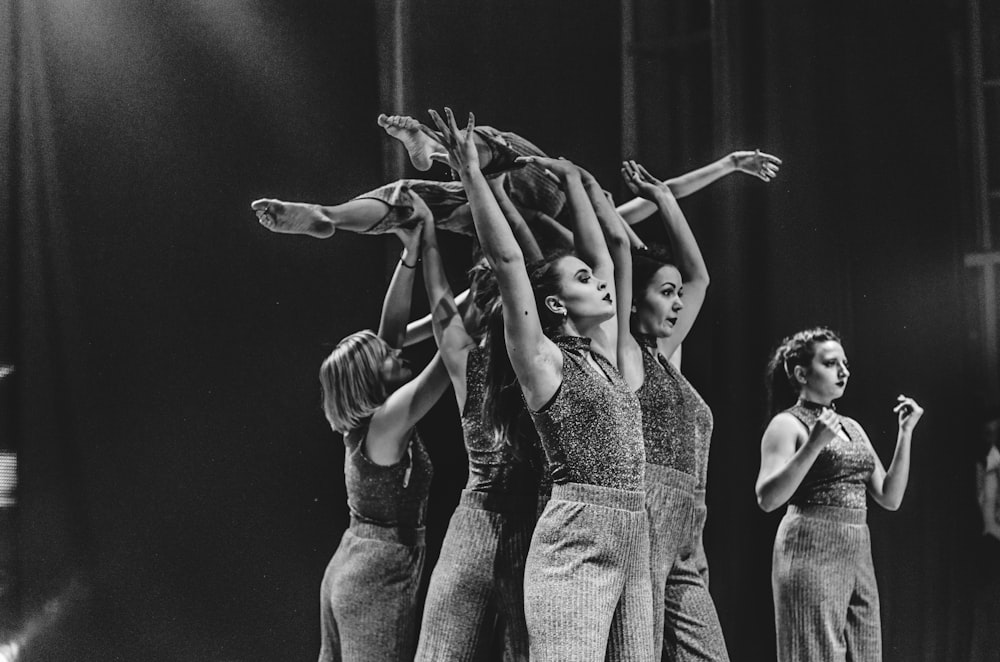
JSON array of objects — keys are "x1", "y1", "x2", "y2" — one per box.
[
  {"x1": 793, "y1": 364, "x2": 808, "y2": 385},
  {"x1": 544, "y1": 295, "x2": 566, "y2": 317},
  {"x1": 630, "y1": 300, "x2": 637, "y2": 314}
]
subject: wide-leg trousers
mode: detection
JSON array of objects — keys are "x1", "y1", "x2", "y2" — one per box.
[
  {"x1": 523, "y1": 482, "x2": 655, "y2": 662},
  {"x1": 318, "y1": 520, "x2": 425, "y2": 662},
  {"x1": 772, "y1": 504, "x2": 881, "y2": 662},
  {"x1": 645, "y1": 464, "x2": 729, "y2": 662},
  {"x1": 415, "y1": 489, "x2": 537, "y2": 662}
]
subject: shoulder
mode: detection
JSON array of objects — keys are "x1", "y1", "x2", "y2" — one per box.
[{"x1": 766, "y1": 412, "x2": 808, "y2": 439}]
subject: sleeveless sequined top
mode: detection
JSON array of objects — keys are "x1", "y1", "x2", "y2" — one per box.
[
  {"x1": 344, "y1": 425, "x2": 433, "y2": 528},
  {"x1": 462, "y1": 345, "x2": 540, "y2": 494},
  {"x1": 527, "y1": 335, "x2": 645, "y2": 491},
  {"x1": 785, "y1": 400, "x2": 874, "y2": 510},
  {"x1": 635, "y1": 335, "x2": 714, "y2": 484}
]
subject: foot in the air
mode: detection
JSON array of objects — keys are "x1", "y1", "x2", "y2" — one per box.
[
  {"x1": 251, "y1": 199, "x2": 335, "y2": 238},
  {"x1": 377, "y1": 113, "x2": 440, "y2": 171}
]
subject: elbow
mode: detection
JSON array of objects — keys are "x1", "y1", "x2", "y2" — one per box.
[{"x1": 755, "y1": 485, "x2": 780, "y2": 513}]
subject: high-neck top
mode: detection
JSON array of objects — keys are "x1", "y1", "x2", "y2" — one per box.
[
  {"x1": 462, "y1": 344, "x2": 540, "y2": 494},
  {"x1": 344, "y1": 424, "x2": 433, "y2": 528},
  {"x1": 527, "y1": 335, "x2": 644, "y2": 491},
  {"x1": 785, "y1": 400, "x2": 874, "y2": 510},
  {"x1": 634, "y1": 338, "x2": 714, "y2": 486}
]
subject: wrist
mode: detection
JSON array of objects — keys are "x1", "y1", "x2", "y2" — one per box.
[{"x1": 399, "y1": 247, "x2": 420, "y2": 268}]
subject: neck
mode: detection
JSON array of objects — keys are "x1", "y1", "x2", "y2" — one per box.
[{"x1": 798, "y1": 393, "x2": 835, "y2": 408}]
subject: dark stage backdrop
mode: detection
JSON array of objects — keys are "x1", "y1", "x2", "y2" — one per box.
[{"x1": 0, "y1": 1, "x2": 979, "y2": 661}]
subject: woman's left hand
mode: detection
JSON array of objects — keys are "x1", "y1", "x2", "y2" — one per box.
[
  {"x1": 893, "y1": 395, "x2": 924, "y2": 433},
  {"x1": 731, "y1": 149, "x2": 782, "y2": 182}
]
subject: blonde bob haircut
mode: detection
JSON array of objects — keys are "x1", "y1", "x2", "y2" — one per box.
[{"x1": 320, "y1": 330, "x2": 393, "y2": 434}]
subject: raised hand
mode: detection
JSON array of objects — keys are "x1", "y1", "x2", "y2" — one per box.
[
  {"x1": 424, "y1": 107, "x2": 479, "y2": 172},
  {"x1": 621, "y1": 160, "x2": 668, "y2": 201},
  {"x1": 731, "y1": 149, "x2": 782, "y2": 182},
  {"x1": 808, "y1": 409, "x2": 841, "y2": 450},
  {"x1": 893, "y1": 395, "x2": 924, "y2": 433}
]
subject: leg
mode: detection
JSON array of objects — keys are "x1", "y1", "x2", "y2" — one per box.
[
  {"x1": 328, "y1": 531, "x2": 425, "y2": 662},
  {"x1": 415, "y1": 505, "x2": 501, "y2": 662},
  {"x1": 318, "y1": 554, "x2": 343, "y2": 662},
  {"x1": 844, "y1": 527, "x2": 881, "y2": 662},
  {"x1": 379, "y1": 115, "x2": 513, "y2": 174},
  {"x1": 523, "y1": 499, "x2": 625, "y2": 662},
  {"x1": 253, "y1": 184, "x2": 436, "y2": 238},
  {"x1": 662, "y1": 556, "x2": 729, "y2": 662},
  {"x1": 772, "y1": 514, "x2": 852, "y2": 662},
  {"x1": 606, "y1": 509, "x2": 656, "y2": 662},
  {"x1": 495, "y1": 509, "x2": 536, "y2": 662},
  {"x1": 644, "y1": 481, "x2": 691, "y2": 659}
]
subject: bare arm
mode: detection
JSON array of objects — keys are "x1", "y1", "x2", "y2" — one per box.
[
  {"x1": 756, "y1": 410, "x2": 838, "y2": 512},
  {"x1": 983, "y1": 461, "x2": 1000, "y2": 540},
  {"x1": 428, "y1": 108, "x2": 562, "y2": 411},
  {"x1": 622, "y1": 161, "x2": 710, "y2": 361},
  {"x1": 377, "y1": 226, "x2": 422, "y2": 348},
  {"x1": 403, "y1": 289, "x2": 472, "y2": 347},
  {"x1": 420, "y1": 209, "x2": 476, "y2": 410},
  {"x1": 366, "y1": 352, "x2": 451, "y2": 464},
  {"x1": 864, "y1": 396, "x2": 923, "y2": 511},
  {"x1": 488, "y1": 175, "x2": 543, "y2": 263},
  {"x1": 580, "y1": 169, "x2": 642, "y2": 388},
  {"x1": 617, "y1": 150, "x2": 782, "y2": 225}
]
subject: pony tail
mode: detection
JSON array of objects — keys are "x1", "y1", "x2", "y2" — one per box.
[
  {"x1": 765, "y1": 343, "x2": 796, "y2": 416},
  {"x1": 480, "y1": 301, "x2": 522, "y2": 454}
]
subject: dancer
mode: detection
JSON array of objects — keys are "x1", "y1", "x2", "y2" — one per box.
[
  {"x1": 756, "y1": 328, "x2": 923, "y2": 662},
  {"x1": 430, "y1": 106, "x2": 653, "y2": 661},
  {"x1": 316, "y1": 214, "x2": 451, "y2": 662},
  {"x1": 614, "y1": 160, "x2": 729, "y2": 661},
  {"x1": 412, "y1": 175, "x2": 542, "y2": 662},
  {"x1": 971, "y1": 408, "x2": 1000, "y2": 661}
]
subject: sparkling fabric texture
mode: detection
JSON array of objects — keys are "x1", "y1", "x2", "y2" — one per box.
[
  {"x1": 635, "y1": 337, "x2": 713, "y2": 479},
  {"x1": 462, "y1": 345, "x2": 540, "y2": 495},
  {"x1": 527, "y1": 336, "x2": 645, "y2": 491},
  {"x1": 344, "y1": 426, "x2": 433, "y2": 528},
  {"x1": 785, "y1": 401, "x2": 875, "y2": 510}
]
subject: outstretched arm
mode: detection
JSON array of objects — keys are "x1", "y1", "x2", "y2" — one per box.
[
  {"x1": 403, "y1": 289, "x2": 472, "y2": 347},
  {"x1": 865, "y1": 396, "x2": 923, "y2": 510},
  {"x1": 488, "y1": 174, "x2": 544, "y2": 263},
  {"x1": 377, "y1": 225, "x2": 423, "y2": 348},
  {"x1": 580, "y1": 169, "x2": 642, "y2": 387},
  {"x1": 427, "y1": 108, "x2": 562, "y2": 411},
  {"x1": 617, "y1": 150, "x2": 782, "y2": 225},
  {"x1": 420, "y1": 208, "x2": 476, "y2": 409},
  {"x1": 756, "y1": 410, "x2": 839, "y2": 512},
  {"x1": 623, "y1": 161, "x2": 709, "y2": 361}
]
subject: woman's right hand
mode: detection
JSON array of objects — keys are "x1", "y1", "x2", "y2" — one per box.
[
  {"x1": 808, "y1": 409, "x2": 840, "y2": 450},
  {"x1": 621, "y1": 160, "x2": 670, "y2": 202},
  {"x1": 425, "y1": 107, "x2": 480, "y2": 173}
]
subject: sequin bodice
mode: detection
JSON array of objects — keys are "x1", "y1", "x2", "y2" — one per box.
[
  {"x1": 785, "y1": 401, "x2": 874, "y2": 510},
  {"x1": 636, "y1": 342, "x2": 714, "y2": 484},
  {"x1": 462, "y1": 345, "x2": 539, "y2": 494},
  {"x1": 527, "y1": 336, "x2": 644, "y2": 491},
  {"x1": 344, "y1": 426, "x2": 433, "y2": 528}
]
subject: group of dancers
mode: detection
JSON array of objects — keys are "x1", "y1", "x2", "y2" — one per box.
[{"x1": 252, "y1": 108, "x2": 924, "y2": 662}]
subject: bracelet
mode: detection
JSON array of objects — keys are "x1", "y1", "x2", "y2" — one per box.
[{"x1": 399, "y1": 253, "x2": 419, "y2": 269}]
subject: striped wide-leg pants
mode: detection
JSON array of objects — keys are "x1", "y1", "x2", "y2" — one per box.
[
  {"x1": 772, "y1": 504, "x2": 881, "y2": 662},
  {"x1": 318, "y1": 520, "x2": 425, "y2": 662},
  {"x1": 415, "y1": 489, "x2": 537, "y2": 662},
  {"x1": 523, "y1": 482, "x2": 654, "y2": 662},
  {"x1": 645, "y1": 464, "x2": 729, "y2": 662}
]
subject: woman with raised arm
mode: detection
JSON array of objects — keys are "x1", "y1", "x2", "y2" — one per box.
[
  {"x1": 429, "y1": 107, "x2": 653, "y2": 661},
  {"x1": 606, "y1": 161, "x2": 729, "y2": 661},
  {"x1": 756, "y1": 328, "x2": 923, "y2": 662},
  {"x1": 413, "y1": 176, "x2": 543, "y2": 662},
  {"x1": 316, "y1": 216, "x2": 452, "y2": 662}
]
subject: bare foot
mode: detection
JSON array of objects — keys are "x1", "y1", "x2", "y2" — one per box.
[
  {"x1": 251, "y1": 199, "x2": 336, "y2": 238},
  {"x1": 377, "y1": 114, "x2": 440, "y2": 171}
]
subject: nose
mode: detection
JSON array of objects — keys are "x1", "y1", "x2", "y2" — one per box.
[
  {"x1": 673, "y1": 296, "x2": 684, "y2": 311},
  {"x1": 597, "y1": 278, "x2": 608, "y2": 291},
  {"x1": 839, "y1": 363, "x2": 849, "y2": 378}
]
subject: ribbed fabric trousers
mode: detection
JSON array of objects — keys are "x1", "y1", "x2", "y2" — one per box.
[
  {"x1": 415, "y1": 489, "x2": 537, "y2": 662},
  {"x1": 772, "y1": 504, "x2": 881, "y2": 662},
  {"x1": 524, "y1": 482, "x2": 655, "y2": 662},
  {"x1": 645, "y1": 465, "x2": 729, "y2": 662},
  {"x1": 318, "y1": 520, "x2": 426, "y2": 662},
  {"x1": 690, "y1": 488, "x2": 710, "y2": 588}
]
